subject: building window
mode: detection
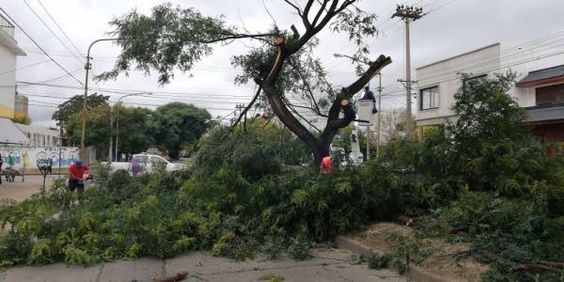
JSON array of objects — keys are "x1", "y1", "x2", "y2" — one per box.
[
  {"x1": 420, "y1": 86, "x2": 439, "y2": 110},
  {"x1": 536, "y1": 84, "x2": 564, "y2": 106},
  {"x1": 463, "y1": 74, "x2": 487, "y2": 88}
]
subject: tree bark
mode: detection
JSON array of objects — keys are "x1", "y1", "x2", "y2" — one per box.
[{"x1": 260, "y1": 37, "x2": 391, "y2": 168}]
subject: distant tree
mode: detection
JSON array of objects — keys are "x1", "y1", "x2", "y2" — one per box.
[
  {"x1": 152, "y1": 103, "x2": 211, "y2": 159},
  {"x1": 381, "y1": 108, "x2": 407, "y2": 142},
  {"x1": 196, "y1": 118, "x2": 309, "y2": 179},
  {"x1": 66, "y1": 106, "x2": 112, "y2": 149},
  {"x1": 52, "y1": 94, "x2": 109, "y2": 126},
  {"x1": 96, "y1": 1, "x2": 392, "y2": 167},
  {"x1": 115, "y1": 107, "x2": 155, "y2": 156}
]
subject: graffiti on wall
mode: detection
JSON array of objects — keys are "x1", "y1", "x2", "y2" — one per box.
[{"x1": 0, "y1": 147, "x2": 79, "y2": 170}]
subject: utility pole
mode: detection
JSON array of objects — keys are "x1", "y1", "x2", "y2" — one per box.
[
  {"x1": 366, "y1": 124, "x2": 370, "y2": 161},
  {"x1": 108, "y1": 105, "x2": 113, "y2": 162},
  {"x1": 376, "y1": 73, "x2": 382, "y2": 159},
  {"x1": 392, "y1": 5, "x2": 423, "y2": 140},
  {"x1": 58, "y1": 120, "x2": 63, "y2": 178}
]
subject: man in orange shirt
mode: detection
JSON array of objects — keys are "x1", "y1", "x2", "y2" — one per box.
[{"x1": 68, "y1": 160, "x2": 89, "y2": 202}]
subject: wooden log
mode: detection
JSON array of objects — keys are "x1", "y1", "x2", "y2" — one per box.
[
  {"x1": 153, "y1": 271, "x2": 188, "y2": 282},
  {"x1": 398, "y1": 215, "x2": 414, "y2": 226}
]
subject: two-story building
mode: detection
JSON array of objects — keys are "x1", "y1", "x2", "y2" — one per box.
[
  {"x1": 0, "y1": 13, "x2": 29, "y2": 145},
  {"x1": 415, "y1": 43, "x2": 564, "y2": 143}
]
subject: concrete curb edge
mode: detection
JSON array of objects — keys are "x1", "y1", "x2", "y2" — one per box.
[{"x1": 335, "y1": 235, "x2": 448, "y2": 282}]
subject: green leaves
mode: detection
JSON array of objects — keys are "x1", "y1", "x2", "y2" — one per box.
[
  {"x1": 52, "y1": 94, "x2": 109, "y2": 127},
  {"x1": 99, "y1": 3, "x2": 235, "y2": 84},
  {"x1": 152, "y1": 102, "x2": 211, "y2": 159}
]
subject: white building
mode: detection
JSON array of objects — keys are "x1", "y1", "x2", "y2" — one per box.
[
  {"x1": 16, "y1": 124, "x2": 61, "y2": 147},
  {"x1": 0, "y1": 13, "x2": 29, "y2": 145},
  {"x1": 415, "y1": 43, "x2": 564, "y2": 143}
]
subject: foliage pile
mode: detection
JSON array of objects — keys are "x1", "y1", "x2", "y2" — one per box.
[
  {"x1": 380, "y1": 73, "x2": 564, "y2": 281},
  {"x1": 1, "y1": 72, "x2": 563, "y2": 281},
  {"x1": 0, "y1": 119, "x2": 428, "y2": 267}
]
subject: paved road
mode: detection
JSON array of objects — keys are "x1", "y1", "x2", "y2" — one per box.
[
  {"x1": 0, "y1": 175, "x2": 69, "y2": 202},
  {"x1": 0, "y1": 249, "x2": 404, "y2": 282}
]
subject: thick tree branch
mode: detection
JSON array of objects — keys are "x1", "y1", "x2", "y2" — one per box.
[
  {"x1": 261, "y1": 37, "x2": 319, "y2": 153},
  {"x1": 302, "y1": 0, "x2": 315, "y2": 28},
  {"x1": 343, "y1": 55, "x2": 392, "y2": 98},
  {"x1": 197, "y1": 32, "x2": 279, "y2": 44}
]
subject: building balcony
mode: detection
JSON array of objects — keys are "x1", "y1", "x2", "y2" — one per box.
[
  {"x1": 524, "y1": 103, "x2": 564, "y2": 124},
  {"x1": 0, "y1": 14, "x2": 25, "y2": 56}
]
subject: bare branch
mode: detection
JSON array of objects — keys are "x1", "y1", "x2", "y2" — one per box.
[
  {"x1": 263, "y1": 113, "x2": 275, "y2": 127},
  {"x1": 288, "y1": 0, "x2": 339, "y2": 54},
  {"x1": 283, "y1": 0, "x2": 303, "y2": 16},
  {"x1": 230, "y1": 86, "x2": 262, "y2": 131},
  {"x1": 287, "y1": 58, "x2": 322, "y2": 114},
  {"x1": 261, "y1": 0, "x2": 278, "y2": 27},
  {"x1": 334, "y1": 0, "x2": 356, "y2": 14},
  {"x1": 285, "y1": 101, "x2": 322, "y2": 133},
  {"x1": 312, "y1": 0, "x2": 330, "y2": 26}
]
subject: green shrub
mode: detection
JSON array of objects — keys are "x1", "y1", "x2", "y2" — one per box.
[{"x1": 195, "y1": 120, "x2": 309, "y2": 180}]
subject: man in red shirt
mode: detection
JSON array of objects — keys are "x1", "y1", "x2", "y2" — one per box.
[
  {"x1": 68, "y1": 160, "x2": 89, "y2": 201},
  {"x1": 320, "y1": 156, "x2": 335, "y2": 176}
]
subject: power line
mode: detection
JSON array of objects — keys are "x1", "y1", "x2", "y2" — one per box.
[
  {"x1": 23, "y1": 92, "x2": 252, "y2": 106},
  {"x1": 0, "y1": 59, "x2": 51, "y2": 75},
  {"x1": 30, "y1": 68, "x2": 83, "y2": 85},
  {"x1": 0, "y1": 7, "x2": 83, "y2": 86},
  {"x1": 22, "y1": 0, "x2": 84, "y2": 64},
  {"x1": 13, "y1": 81, "x2": 256, "y2": 98},
  {"x1": 415, "y1": 31, "x2": 564, "y2": 84},
  {"x1": 35, "y1": 0, "x2": 85, "y2": 62}
]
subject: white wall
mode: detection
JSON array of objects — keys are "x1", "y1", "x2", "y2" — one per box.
[
  {"x1": 0, "y1": 41, "x2": 17, "y2": 119},
  {"x1": 413, "y1": 43, "x2": 564, "y2": 126},
  {"x1": 0, "y1": 146, "x2": 79, "y2": 169}
]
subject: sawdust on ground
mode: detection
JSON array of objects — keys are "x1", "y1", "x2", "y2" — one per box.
[{"x1": 347, "y1": 222, "x2": 489, "y2": 282}]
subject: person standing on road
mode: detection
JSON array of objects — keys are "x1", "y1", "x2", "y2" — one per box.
[{"x1": 68, "y1": 160, "x2": 89, "y2": 203}]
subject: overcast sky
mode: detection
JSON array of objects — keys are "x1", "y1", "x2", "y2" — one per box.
[{"x1": 1, "y1": 0, "x2": 564, "y2": 126}]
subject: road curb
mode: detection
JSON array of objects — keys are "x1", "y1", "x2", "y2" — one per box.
[{"x1": 335, "y1": 235, "x2": 447, "y2": 282}]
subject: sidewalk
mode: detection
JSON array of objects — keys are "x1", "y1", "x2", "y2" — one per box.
[{"x1": 0, "y1": 249, "x2": 404, "y2": 282}]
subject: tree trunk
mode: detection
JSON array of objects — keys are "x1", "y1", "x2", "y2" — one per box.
[
  {"x1": 312, "y1": 142, "x2": 331, "y2": 168},
  {"x1": 260, "y1": 37, "x2": 392, "y2": 170}
]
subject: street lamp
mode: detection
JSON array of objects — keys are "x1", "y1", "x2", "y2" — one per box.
[
  {"x1": 81, "y1": 38, "x2": 123, "y2": 159},
  {"x1": 113, "y1": 92, "x2": 151, "y2": 161}
]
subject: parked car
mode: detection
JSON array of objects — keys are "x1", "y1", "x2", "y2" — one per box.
[{"x1": 103, "y1": 153, "x2": 186, "y2": 175}]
